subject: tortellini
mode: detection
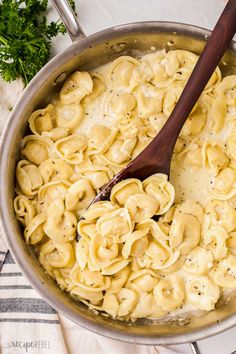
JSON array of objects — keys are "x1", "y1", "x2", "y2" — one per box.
[
  {"x1": 122, "y1": 229, "x2": 149, "y2": 258},
  {"x1": 39, "y1": 158, "x2": 74, "y2": 183},
  {"x1": 55, "y1": 102, "x2": 84, "y2": 131},
  {"x1": 83, "y1": 73, "x2": 106, "y2": 104},
  {"x1": 90, "y1": 233, "x2": 119, "y2": 268},
  {"x1": 202, "y1": 226, "x2": 228, "y2": 260},
  {"x1": 130, "y1": 293, "x2": 166, "y2": 319},
  {"x1": 106, "y1": 267, "x2": 130, "y2": 294},
  {"x1": 148, "y1": 113, "x2": 168, "y2": 133},
  {"x1": 107, "y1": 56, "x2": 139, "y2": 88},
  {"x1": 43, "y1": 199, "x2": 77, "y2": 243},
  {"x1": 125, "y1": 193, "x2": 158, "y2": 223},
  {"x1": 186, "y1": 276, "x2": 220, "y2": 311},
  {"x1": 144, "y1": 239, "x2": 180, "y2": 270},
  {"x1": 204, "y1": 200, "x2": 236, "y2": 233},
  {"x1": 202, "y1": 140, "x2": 229, "y2": 174},
  {"x1": 81, "y1": 164, "x2": 113, "y2": 190},
  {"x1": 111, "y1": 179, "x2": 143, "y2": 205},
  {"x1": 21, "y1": 135, "x2": 54, "y2": 165},
  {"x1": 153, "y1": 276, "x2": 185, "y2": 311},
  {"x1": 110, "y1": 93, "x2": 136, "y2": 116},
  {"x1": 143, "y1": 173, "x2": 175, "y2": 215},
  {"x1": 96, "y1": 207, "x2": 133, "y2": 242},
  {"x1": 70, "y1": 264, "x2": 110, "y2": 292},
  {"x1": 55, "y1": 134, "x2": 87, "y2": 164},
  {"x1": 183, "y1": 247, "x2": 213, "y2": 275},
  {"x1": 38, "y1": 180, "x2": 71, "y2": 212},
  {"x1": 39, "y1": 240, "x2": 75, "y2": 270},
  {"x1": 126, "y1": 269, "x2": 158, "y2": 293},
  {"x1": 209, "y1": 167, "x2": 236, "y2": 199},
  {"x1": 65, "y1": 179, "x2": 95, "y2": 214},
  {"x1": 215, "y1": 75, "x2": 236, "y2": 114},
  {"x1": 164, "y1": 50, "x2": 198, "y2": 81},
  {"x1": 163, "y1": 84, "x2": 183, "y2": 117},
  {"x1": 210, "y1": 96, "x2": 226, "y2": 133},
  {"x1": 102, "y1": 133, "x2": 137, "y2": 166},
  {"x1": 14, "y1": 196, "x2": 35, "y2": 226},
  {"x1": 14, "y1": 49, "x2": 236, "y2": 322},
  {"x1": 102, "y1": 288, "x2": 138, "y2": 318},
  {"x1": 29, "y1": 104, "x2": 56, "y2": 136},
  {"x1": 16, "y1": 160, "x2": 43, "y2": 196},
  {"x1": 88, "y1": 125, "x2": 117, "y2": 155},
  {"x1": 134, "y1": 83, "x2": 164, "y2": 117},
  {"x1": 210, "y1": 255, "x2": 236, "y2": 288},
  {"x1": 227, "y1": 125, "x2": 236, "y2": 158},
  {"x1": 29, "y1": 102, "x2": 84, "y2": 140},
  {"x1": 169, "y1": 205, "x2": 201, "y2": 255},
  {"x1": 181, "y1": 106, "x2": 206, "y2": 136},
  {"x1": 60, "y1": 71, "x2": 93, "y2": 104},
  {"x1": 178, "y1": 140, "x2": 203, "y2": 167},
  {"x1": 24, "y1": 213, "x2": 46, "y2": 244},
  {"x1": 71, "y1": 286, "x2": 103, "y2": 306}
]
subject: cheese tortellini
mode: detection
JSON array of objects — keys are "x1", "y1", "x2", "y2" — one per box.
[
  {"x1": 186, "y1": 276, "x2": 220, "y2": 311},
  {"x1": 14, "y1": 49, "x2": 236, "y2": 321}
]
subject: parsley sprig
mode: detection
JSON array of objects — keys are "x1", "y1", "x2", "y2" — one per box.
[{"x1": 0, "y1": 0, "x2": 74, "y2": 85}]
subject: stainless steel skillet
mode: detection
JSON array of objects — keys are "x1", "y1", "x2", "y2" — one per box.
[{"x1": 0, "y1": 1, "x2": 236, "y2": 353}]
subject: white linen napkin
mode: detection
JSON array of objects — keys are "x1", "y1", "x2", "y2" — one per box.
[
  {"x1": 0, "y1": 77, "x2": 178, "y2": 354},
  {"x1": 0, "y1": 249, "x2": 68, "y2": 354}
]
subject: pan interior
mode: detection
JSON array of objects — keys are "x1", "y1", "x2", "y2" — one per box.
[{"x1": 1, "y1": 23, "x2": 236, "y2": 345}]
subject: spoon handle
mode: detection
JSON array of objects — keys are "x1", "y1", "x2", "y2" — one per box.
[{"x1": 127, "y1": 0, "x2": 236, "y2": 178}]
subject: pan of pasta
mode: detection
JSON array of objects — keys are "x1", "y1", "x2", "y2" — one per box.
[{"x1": 0, "y1": 0, "x2": 236, "y2": 348}]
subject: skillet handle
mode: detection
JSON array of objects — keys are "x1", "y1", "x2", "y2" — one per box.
[
  {"x1": 190, "y1": 342, "x2": 202, "y2": 354},
  {"x1": 51, "y1": 0, "x2": 86, "y2": 42}
]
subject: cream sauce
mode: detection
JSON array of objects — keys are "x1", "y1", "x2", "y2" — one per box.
[
  {"x1": 75, "y1": 58, "x2": 236, "y2": 319},
  {"x1": 16, "y1": 50, "x2": 236, "y2": 321},
  {"x1": 78, "y1": 61, "x2": 226, "y2": 208}
]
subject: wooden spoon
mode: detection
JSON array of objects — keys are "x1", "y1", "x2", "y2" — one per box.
[{"x1": 92, "y1": 0, "x2": 236, "y2": 203}]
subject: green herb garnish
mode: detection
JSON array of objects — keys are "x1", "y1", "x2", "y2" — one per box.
[{"x1": 0, "y1": 0, "x2": 74, "y2": 85}]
